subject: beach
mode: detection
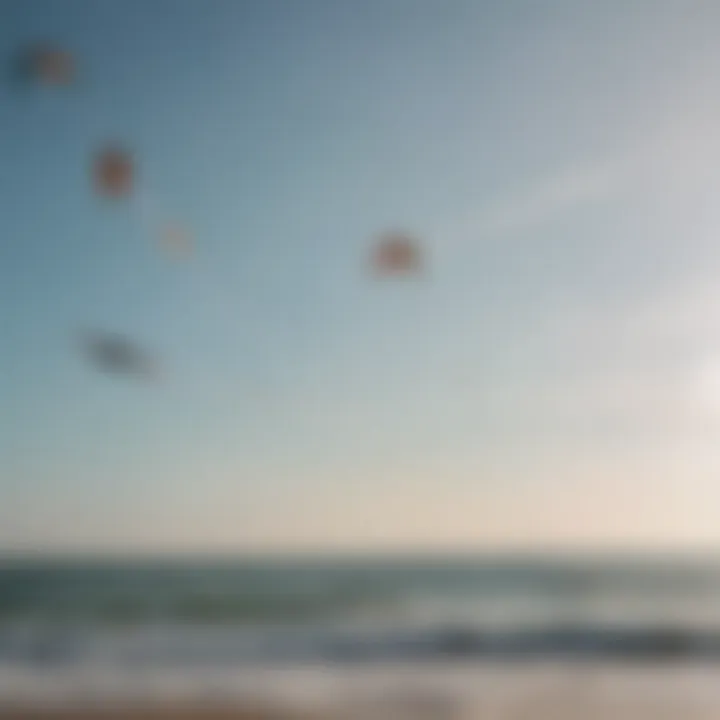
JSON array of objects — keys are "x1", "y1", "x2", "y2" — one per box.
[
  {"x1": 0, "y1": 712, "x2": 287, "y2": 720},
  {"x1": 2, "y1": 664, "x2": 720, "y2": 719}
]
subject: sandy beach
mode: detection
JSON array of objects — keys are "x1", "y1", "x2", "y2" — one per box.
[
  {"x1": 0, "y1": 705, "x2": 321, "y2": 720},
  {"x1": 2, "y1": 665, "x2": 720, "y2": 719},
  {"x1": 0, "y1": 712, "x2": 317, "y2": 720},
  {"x1": 0, "y1": 713, "x2": 281, "y2": 720}
]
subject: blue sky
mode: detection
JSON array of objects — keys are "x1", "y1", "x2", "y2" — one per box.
[{"x1": 3, "y1": 0, "x2": 720, "y2": 553}]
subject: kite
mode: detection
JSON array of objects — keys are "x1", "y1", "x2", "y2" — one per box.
[
  {"x1": 93, "y1": 146, "x2": 134, "y2": 198},
  {"x1": 371, "y1": 232, "x2": 423, "y2": 276},
  {"x1": 158, "y1": 223, "x2": 193, "y2": 260},
  {"x1": 79, "y1": 331, "x2": 159, "y2": 381},
  {"x1": 92, "y1": 147, "x2": 193, "y2": 261},
  {"x1": 10, "y1": 44, "x2": 75, "y2": 88}
]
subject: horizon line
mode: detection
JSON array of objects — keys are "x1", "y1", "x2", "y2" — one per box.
[{"x1": 2, "y1": 545, "x2": 720, "y2": 566}]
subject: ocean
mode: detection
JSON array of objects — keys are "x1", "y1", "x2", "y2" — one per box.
[{"x1": 2, "y1": 554, "x2": 720, "y2": 713}]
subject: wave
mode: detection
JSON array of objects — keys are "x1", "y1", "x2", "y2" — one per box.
[
  {"x1": 0, "y1": 583, "x2": 716, "y2": 628},
  {"x1": 3, "y1": 623, "x2": 720, "y2": 669},
  {"x1": 4, "y1": 560, "x2": 720, "y2": 670},
  {"x1": 0, "y1": 565, "x2": 406, "y2": 626}
]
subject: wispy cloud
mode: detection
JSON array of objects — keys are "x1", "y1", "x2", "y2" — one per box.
[
  {"x1": 465, "y1": 107, "x2": 720, "y2": 241},
  {"x1": 481, "y1": 156, "x2": 623, "y2": 236}
]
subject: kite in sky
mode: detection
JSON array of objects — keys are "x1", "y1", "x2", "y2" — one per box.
[
  {"x1": 371, "y1": 232, "x2": 423, "y2": 276},
  {"x1": 158, "y1": 223, "x2": 193, "y2": 260},
  {"x1": 79, "y1": 330, "x2": 160, "y2": 381},
  {"x1": 10, "y1": 43, "x2": 75, "y2": 88},
  {"x1": 93, "y1": 146, "x2": 134, "y2": 198},
  {"x1": 93, "y1": 145, "x2": 193, "y2": 262}
]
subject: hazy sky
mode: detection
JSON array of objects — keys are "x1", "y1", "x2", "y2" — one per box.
[{"x1": 3, "y1": 0, "x2": 720, "y2": 554}]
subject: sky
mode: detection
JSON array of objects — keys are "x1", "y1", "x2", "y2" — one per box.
[{"x1": 3, "y1": 0, "x2": 720, "y2": 554}]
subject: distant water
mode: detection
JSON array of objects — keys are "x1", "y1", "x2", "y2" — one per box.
[{"x1": 2, "y1": 555, "x2": 720, "y2": 671}]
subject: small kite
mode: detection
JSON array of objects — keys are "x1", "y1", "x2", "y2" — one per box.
[
  {"x1": 159, "y1": 223, "x2": 193, "y2": 260},
  {"x1": 371, "y1": 232, "x2": 423, "y2": 276},
  {"x1": 10, "y1": 44, "x2": 75, "y2": 88},
  {"x1": 79, "y1": 331, "x2": 159, "y2": 381},
  {"x1": 93, "y1": 146, "x2": 134, "y2": 198}
]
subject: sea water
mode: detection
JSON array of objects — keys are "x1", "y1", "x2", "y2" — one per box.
[{"x1": 1, "y1": 554, "x2": 720, "y2": 714}]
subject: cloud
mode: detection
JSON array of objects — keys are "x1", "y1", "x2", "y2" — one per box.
[
  {"x1": 464, "y1": 107, "x2": 720, "y2": 242},
  {"x1": 481, "y1": 157, "x2": 623, "y2": 236}
]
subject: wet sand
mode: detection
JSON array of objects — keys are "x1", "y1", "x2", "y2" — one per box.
[
  {"x1": 0, "y1": 711, "x2": 312, "y2": 720},
  {"x1": 0, "y1": 698, "x2": 717, "y2": 720},
  {"x1": 3, "y1": 665, "x2": 720, "y2": 719}
]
